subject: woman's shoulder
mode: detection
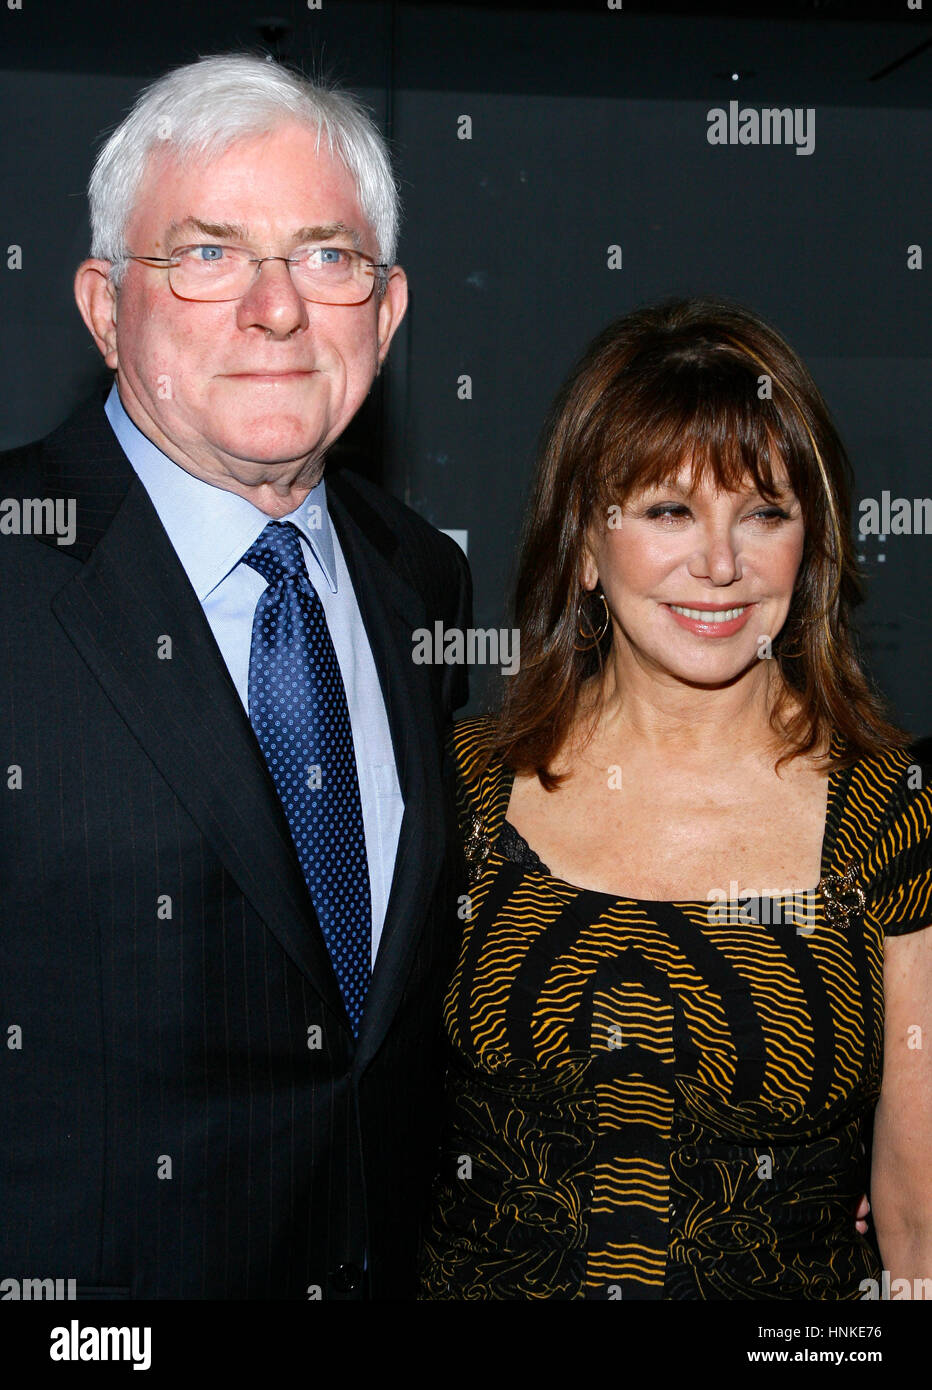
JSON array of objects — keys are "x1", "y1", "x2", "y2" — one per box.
[
  {"x1": 449, "y1": 713, "x2": 502, "y2": 772},
  {"x1": 836, "y1": 739, "x2": 932, "y2": 832},
  {"x1": 447, "y1": 714, "x2": 513, "y2": 823},
  {"x1": 450, "y1": 717, "x2": 502, "y2": 783},
  {"x1": 833, "y1": 738, "x2": 932, "y2": 937}
]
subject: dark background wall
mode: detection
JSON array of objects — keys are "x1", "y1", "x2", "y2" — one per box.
[{"x1": 2, "y1": 0, "x2": 929, "y2": 731}]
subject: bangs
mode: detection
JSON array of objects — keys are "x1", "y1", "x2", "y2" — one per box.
[{"x1": 595, "y1": 355, "x2": 807, "y2": 506}]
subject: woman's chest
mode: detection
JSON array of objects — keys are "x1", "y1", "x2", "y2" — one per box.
[
  {"x1": 447, "y1": 881, "x2": 885, "y2": 1130},
  {"x1": 506, "y1": 762, "x2": 830, "y2": 900}
]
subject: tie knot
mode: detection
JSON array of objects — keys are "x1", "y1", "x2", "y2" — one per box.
[{"x1": 242, "y1": 521, "x2": 306, "y2": 586}]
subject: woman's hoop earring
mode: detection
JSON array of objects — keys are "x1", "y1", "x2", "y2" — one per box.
[{"x1": 574, "y1": 591, "x2": 610, "y2": 652}]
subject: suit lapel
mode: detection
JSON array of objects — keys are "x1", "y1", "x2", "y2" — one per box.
[
  {"x1": 326, "y1": 474, "x2": 447, "y2": 1070},
  {"x1": 41, "y1": 403, "x2": 348, "y2": 1026},
  {"x1": 39, "y1": 400, "x2": 448, "y2": 1056}
]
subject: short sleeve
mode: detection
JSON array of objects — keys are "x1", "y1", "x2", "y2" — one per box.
[
  {"x1": 447, "y1": 715, "x2": 513, "y2": 883},
  {"x1": 447, "y1": 717, "x2": 486, "y2": 822},
  {"x1": 860, "y1": 780, "x2": 932, "y2": 937},
  {"x1": 447, "y1": 716, "x2": 493, "y2": 831}
]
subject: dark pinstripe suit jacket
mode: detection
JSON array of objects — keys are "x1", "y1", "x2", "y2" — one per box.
[{"x1": 0, "y1": 393, "x2": 472, "y2": 1300}]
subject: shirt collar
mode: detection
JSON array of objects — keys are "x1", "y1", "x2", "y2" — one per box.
[{"x1": 104, "y1": 383, "x2": 338, "y2": 599}]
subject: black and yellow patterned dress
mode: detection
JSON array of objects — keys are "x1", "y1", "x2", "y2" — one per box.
[{"x1": 419, "y1": 715, "x2": 932, "y2": 1300}]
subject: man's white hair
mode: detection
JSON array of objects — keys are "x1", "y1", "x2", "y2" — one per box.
[{"x1": 88, "y1": 52, "x2": 400, "y2": 287}]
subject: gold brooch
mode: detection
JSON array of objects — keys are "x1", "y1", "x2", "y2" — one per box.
[
  {"x1": 819, "y1": 861, "x2": 866, "y2": 928},
  {"x1": 463, "y1": 811, "x2": 491, "y2": 885}
]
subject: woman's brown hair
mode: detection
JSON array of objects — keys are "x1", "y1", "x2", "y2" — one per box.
[{"x1": 487, "y1": 296, "x2": 906, "y2": 786}]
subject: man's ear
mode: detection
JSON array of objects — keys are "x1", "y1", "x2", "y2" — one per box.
[
  {"x1": 74, "y1": 260, "x2": 119, "y2": 368},
  {"x1": 375, "y1": 265, "x2": 408, "y2": 369}
]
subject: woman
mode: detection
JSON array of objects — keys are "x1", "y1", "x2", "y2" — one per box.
[{"x1": 419, "y1": 297, "x2": 932, "y2": 1300}]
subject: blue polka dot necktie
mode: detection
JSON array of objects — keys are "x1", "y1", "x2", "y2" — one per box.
[{"x1": 242, "y1": 520, "x2": 371, "y2": 1034}]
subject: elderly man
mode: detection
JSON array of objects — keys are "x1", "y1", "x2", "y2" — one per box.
[{"x1": 0, "y1": 53, "x2": 471, "y2": 1300}]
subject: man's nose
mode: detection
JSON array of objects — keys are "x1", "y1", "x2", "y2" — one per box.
[{"x1": 235, "y1": 257, "x2": 309, "y2": 338}]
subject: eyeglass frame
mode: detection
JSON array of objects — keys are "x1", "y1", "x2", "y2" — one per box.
[{"x1": 118, "y1": 243, "x2": 391, "y2": 305}]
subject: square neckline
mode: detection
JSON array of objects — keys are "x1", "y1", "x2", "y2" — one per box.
[{"x1": 495, "y1": 734, "x2": 851, "y2": 908}]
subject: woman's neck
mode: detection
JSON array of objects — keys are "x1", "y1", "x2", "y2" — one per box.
[{"x1": 578, "y1": 650, "x2": 787, "y2": 765}]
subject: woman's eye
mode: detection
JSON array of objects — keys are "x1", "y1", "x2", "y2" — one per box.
[
  {"x1": 636, "y1": 501, "x2": 794, "y2": 525},
  {"x1": 644, "y1": 504, "x2": 691, "y2": 521}
]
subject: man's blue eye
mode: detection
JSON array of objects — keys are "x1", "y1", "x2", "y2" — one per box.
[
  {"x1": 303, "y1": 247, "x2": 350, "y2": 267},
  {"x1": 193, "y1": 245, "x2": 225, "y2": 261}
]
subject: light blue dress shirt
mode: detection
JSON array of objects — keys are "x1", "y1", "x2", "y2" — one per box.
[{"x1": 104, "y1": 385, "x2": 403, "y2": 965}]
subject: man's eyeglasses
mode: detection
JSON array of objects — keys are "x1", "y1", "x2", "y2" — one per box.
[{"x1": 121, "y1": 243, "x2": 389, "y2": 305}]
